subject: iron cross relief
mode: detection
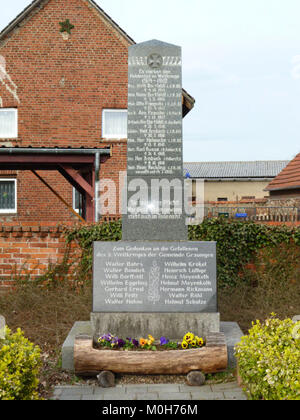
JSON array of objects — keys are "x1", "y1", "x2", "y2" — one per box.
[
  {"x1": 59, "y1": 19, "x2": 75, "y2": 35},
  {"x1": 147, "y1": 53, "x2": 163, "y2": 69}
]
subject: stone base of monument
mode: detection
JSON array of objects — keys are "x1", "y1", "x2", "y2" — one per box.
[
  {"x1": 90, "y1": 312, "x2": 220, "y2": 343},
  {"x1": 73, "y1": 332, "x2": 228, "y2": 386}
]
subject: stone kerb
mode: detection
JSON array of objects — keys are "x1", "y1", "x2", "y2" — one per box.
[{"x1": 0, "y1": 315, "x2": 5, "y2": 339}]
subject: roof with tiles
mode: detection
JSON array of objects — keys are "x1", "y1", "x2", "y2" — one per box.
[
  {"x1": 265, "y1": 153, "x2": 300, "y2": 191},
  {"x1": 184, "y1": 161, "x2": 288, "y2": 180}
]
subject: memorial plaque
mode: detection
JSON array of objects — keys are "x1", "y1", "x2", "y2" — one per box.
[
  {"x1": 93, "y1": 242, "x2": 217, "y2": 313},
  {"x1": 122, "y1": 175, "x2": 187, "y2": 241},
  {"x1": 127, "y1": 40, "x2": 183, "y2": 178},
  {"x1": 123, "y1": 39, "x2": 187, "y2": 241}
]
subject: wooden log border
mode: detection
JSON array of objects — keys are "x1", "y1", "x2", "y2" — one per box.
[{"x1": 74, "y1": 333, "x2": 228, "y2": 376}]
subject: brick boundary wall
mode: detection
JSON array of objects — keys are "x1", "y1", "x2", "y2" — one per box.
[
  {"x1": 263, "y1": 221, "x2": 300, "y2": 226},
  {"x1": 0, "y1": 223, "x2": 79, "y2": 289},
  {"x1": 0, "y1": 218, "x2": 122, "y2": 290}
]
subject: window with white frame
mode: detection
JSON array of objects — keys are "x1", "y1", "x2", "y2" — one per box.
[
  {"x1": 0, "y1": 179, "x2": 17, "y2": 213},
  {"x1": 102, "y1": 109, "x2": 127, "y2": 139},
  {"x1": 0, "y1": 109, "x2": 18, "y2": 138}
]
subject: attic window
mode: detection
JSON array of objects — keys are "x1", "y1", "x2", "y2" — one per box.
[{"x1": 0, "y1": 109, "x2": 18, "y2": 138}]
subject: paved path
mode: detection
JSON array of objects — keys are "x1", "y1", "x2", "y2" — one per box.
[{"x1": 52, "y1": 382, "x2": 247, "y2": 400}]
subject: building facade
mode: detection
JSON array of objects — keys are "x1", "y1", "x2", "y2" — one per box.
[
  {"x1": 185, "y1": 161, "x2": 288, "y2": 203},
  {"x1": 0, "y1": 0, "x2": 194, "y2": 224},
  {"x1": 0, "y1": 0, "x2": 195, "y2": 285}
]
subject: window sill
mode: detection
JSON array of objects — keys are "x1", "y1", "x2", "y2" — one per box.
[
  {"x1": 100, "y1": 138, "x2": 127, "y2": 143},
  {"x1": 101, "y1": 137, "x2": 127, "y2": 140}
]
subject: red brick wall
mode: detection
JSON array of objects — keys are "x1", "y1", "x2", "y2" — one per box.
[
  {"x1": 0, "y1": 0, "x2": 130, "y2": 222},
  {"x1": 0, "y1": 223, "x2": 76, "y2": 288}
]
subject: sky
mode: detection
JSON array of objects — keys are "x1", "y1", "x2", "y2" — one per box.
[{"x1": 1, "y1": 0, "x2": 300, "y2": 162}]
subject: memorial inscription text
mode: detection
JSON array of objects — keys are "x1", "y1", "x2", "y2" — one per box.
[{"x1": 93, "y1": 242, "x2": 217, "y2": 313}]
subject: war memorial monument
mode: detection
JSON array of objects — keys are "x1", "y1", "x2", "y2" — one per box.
[{"x1": 62, "y1": 40, "x2": 243, "y2": 375}]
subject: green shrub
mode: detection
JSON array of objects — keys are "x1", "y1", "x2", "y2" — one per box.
[
  {"x1": 189, "y1": 218, "x2": 299, "y2": 286},
  {"x1": 0, "y1": 327, "x2": 42, "y2": 400},
  {"x1": 65, "y1": 221, "x2": 122, "y2": 278},
  {"x1": 235, "y1": 315, "x2": 300, "y2": 400}
]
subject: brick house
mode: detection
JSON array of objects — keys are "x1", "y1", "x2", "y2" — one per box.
[
  {"x1": 266, "y1": 152, "x2": 300, "y2": 199},
  {"x1": 264, "y1": 152, "x2": 300, "y2": 217},
  {"x1": 0, "y1": 0, "x2": 194, "y2": 283}
]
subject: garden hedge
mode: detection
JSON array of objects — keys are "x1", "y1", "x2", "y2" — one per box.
[
  {"x1": 0, "y1": 327, "x2": 42, "y2": 400},
  {"x1": 235, "y1": 315, "x2": 300, "y2": 400}
]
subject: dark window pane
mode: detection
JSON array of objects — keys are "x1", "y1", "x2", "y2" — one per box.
[{"x1": 74, "y1": 189, "x2": 83, "y2": 217}]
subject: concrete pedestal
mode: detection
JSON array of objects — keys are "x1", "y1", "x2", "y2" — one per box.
[{"x1": 90, "y1": 312, "x2": 220, "y2": 342}]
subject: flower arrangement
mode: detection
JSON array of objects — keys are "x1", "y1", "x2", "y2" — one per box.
[
  {"x1": 181, "y1": 332, "x2": 204, "y2": 349},
  {"x1": 97, "y1": 332, "x2": 205, "y2": 351},
  {"x1": 98, "y1": 334, "x2": 139, "y2": 350}
]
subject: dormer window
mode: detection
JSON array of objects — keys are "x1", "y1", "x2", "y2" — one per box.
[{"x1": 0, "y1": 109, "x2": 18, "y2": 138}]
